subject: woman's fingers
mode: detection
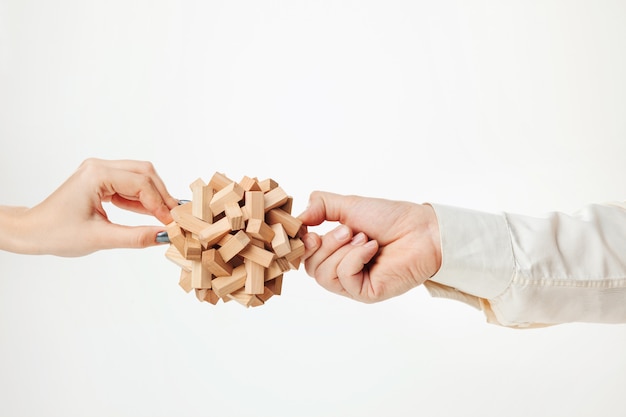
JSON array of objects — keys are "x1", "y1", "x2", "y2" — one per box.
[{"x1": 92, "y1": 165, "x2": 174, "y2": 225}]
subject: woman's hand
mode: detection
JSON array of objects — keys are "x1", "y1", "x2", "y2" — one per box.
[{"x1": 0, "y1": 158, "x2": 179, "y2": 256}]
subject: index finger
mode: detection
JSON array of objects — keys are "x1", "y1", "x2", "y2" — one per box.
[
  {"x1": 105, "y1": 168, "x2": 174, "y2": 224},
  {"x1": 97, "y1": 159, "x2": 179, "y2": 210}
]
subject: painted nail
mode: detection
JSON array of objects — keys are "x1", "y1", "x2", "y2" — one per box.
[{"x1": 156, "y1": 231, "x2": 170, "y2": 243}]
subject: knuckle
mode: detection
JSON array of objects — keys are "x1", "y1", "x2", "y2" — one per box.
[
  {"x1": 77, "y1": 158, "x2": 105, "y2": 178},
  {"x1": 137, "y1": 161, "x2": 156, "y2": 174},
  {"x1": 137, "y1": 174, "x2": 155, "y2": 189},
  {"x1": 78, "y1": 158, "x2": 99, "y2": 171},
  {"x1": 133, "y1": 232, "x2": 153, "y2": 248}
]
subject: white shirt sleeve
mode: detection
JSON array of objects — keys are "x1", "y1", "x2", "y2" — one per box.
[{"x1": 424, "y1": 202, "x2": 626, "y2": 328}]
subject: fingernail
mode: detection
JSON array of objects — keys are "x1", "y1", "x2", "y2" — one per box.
[
  {"x1": 303, "y1": 234, "x2": 317, "y2": 250},
  {"x1": 156, "y1": 231, "x2": 170, "y2": 243},
  {"x1": 364, "y1": 240, "x2": 378, "y2": 250},
  {"x1": 351, "y1": 232, "x2": 367, "y2": 246},
  {"x1": 333, "y1": 225, "x2": 350, "y2": 241}
]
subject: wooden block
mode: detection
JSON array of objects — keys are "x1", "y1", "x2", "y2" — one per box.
[
  {"x1": 172, "y1": 205, "x2": 213, "y2": 236},
  {"x1": 280, "y1": 197, "x2": 293, "y2": 214},
  {"x1": 245, "y1": 259, "x2": 265, "y2": 294},
  {"x1": 183, "y1": 235, "x2": 202, "y2": 261},
  {"x1": 209, "y1": 182, "x2": 244, "y2": 215},
  {"x1": 211, "y1": 265, "x2": 246, "y2": 298},
  {"x1": 288, "y1": 257, "x2": 302, "y2": 270},
  {"x1": 239, "y1": 175, "x2": 262, "y2": 191},
  {"x1": 259, "y1": 178, "x2": 278, "y2": 192},
  {"x1": 266, "y1": 208, "x2": 303, "y2": 237},
  {"x1": 172, "y1": 200, "x2": 192, "y2": 216},
  {"x1": 179, "y1": 269, "x2": 192, "y2": 293},
  {"x1": 217, "y1": 232, "x2": 233, "y2": 247},
  {"x1": 198, "y1": 217, "x2": 232, "y2": 246},
  {"x1": 284, "y1": 238, "x2": 305, "y2": 269},
  {"x1": 246, "y1": 218, "x2": 275, "y2": 243},
  {"x1": 263, "y1": 187, "x2": 289, "y2": 211},
  {"x1": 190, "y1": 178, "x2": 214, "y2": 222},
  {"x1": 244, "y1": 191, "x2": 264, "y2": 221},
  {"x1": 166, "y1": 221, "x2": 186, "y2": 254},
  {"x1": 195, "y1": 288, "x2": 208, "y2": 302},
  {"x1": 202, "y1": 248, "x2": 233, "y2": 277},
  {"x1": 266, "y1": 275, "x2": 283, "y2": 296},
  {"x1": 226, "y1": 288, "x2": 255, "y2": 307},
  {"x1": 191, "y1": 260, "x2": 212, "y2": 289},
  {"x1": 217, "y1": 230, "x2": 250, "y2": 262},
  {"x1": 208, "y1": 172, "x2": 233, "y2": 192},
  {"x1": 227, "y1": 288, "x2": 265, "y2": 307},
  {"x1": 256, "y1": 285, "x2": 274, "y2": 303},
  {"x1": 239, "y1": 244, "x2": 275, "y2": 268},
  {"x1": 248, "y1": 295, "x2": 264, "y2": 307},
  {"x1": 224, "y1": 201, "x2": 244, "y2": 230},
  {"x1": 165, "y1": 245, "x2": 192, "y2": 271},
  {"x1": 285, "y1": 238, "x2": 305, "y2": 260},
  {"x1": 275, "y1": 257, "x2": 291, "y2": 272},
  {"x1": 249, "y1": 237, "x2": 265, "y2": 248},
  {"x1": 229, "y1": 255, "x2": 244, "y2": 268},
  {"x1": 265, "y1": 261, "x2": 284, "y2": 281},
  {"x1": 204, "y1": 289, "x2": 220, "y2": 305},
  {"x1": 195, "y1": 288, "x2": 219, "y2": 305},
  {"x1": 270, "y1": 223, "x2": 290, "y2": 257},
  {"x1": 189, "y1": 177, "x2": 204, "y2": 200}
]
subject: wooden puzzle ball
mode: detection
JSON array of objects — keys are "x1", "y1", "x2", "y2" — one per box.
[{"x1": 164, "y1": 172, "x2": 305, "y2": 307}]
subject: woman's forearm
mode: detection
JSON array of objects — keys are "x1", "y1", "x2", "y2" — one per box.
[{"x1": 0, "y1": 205, "x2": 32, "y2": 254}]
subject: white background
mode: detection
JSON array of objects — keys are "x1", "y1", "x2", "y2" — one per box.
[{"x1": 1, "y1": 1, "x2": 625, "y2": 416}]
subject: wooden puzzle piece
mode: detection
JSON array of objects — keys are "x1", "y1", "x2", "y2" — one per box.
[
  {"x1": 224, "y1": 201, "x2": 244, "y2": 230},
  {"x1": 190, "y1": 178, "x2": 214, "y2": 222},
  {"x1": 270, "y1": 223, "x2": 290, "y2": 258},
  {"x1": 217, "y1": 230, "x2": 250, "y2": 262},
  {"x1": 245, "y1": 218, "x2": 275, "y2": 243},
  {"x1": 202, "y1": 248, "x2": 233, "y2": 277},
  {"x1": 266, "y1": 208, "x2": 303, "y2": 237},
  {"x1": 191, "y1": 260, "x2": 212, "y2": 289}
]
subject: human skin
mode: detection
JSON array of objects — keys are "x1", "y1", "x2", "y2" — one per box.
[
  {"x1": 298, "y1": 191, "x2": 442, "y2": 303},
  {"x1": 0, "y1": 158, "x2": 179, "y2": 257}
]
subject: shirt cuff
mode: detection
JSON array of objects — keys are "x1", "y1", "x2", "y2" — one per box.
[{"x1": 427, "y1": 204, "x2": 515, "y2": 299}]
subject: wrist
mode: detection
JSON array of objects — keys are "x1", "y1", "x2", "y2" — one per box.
[{"x1": 422, "y1": 203, "x2": 442, "y2": 277}]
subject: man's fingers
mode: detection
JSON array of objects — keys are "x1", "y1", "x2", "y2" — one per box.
[
  {"x1": 301, "y1": 232, "x2": 322, "y2": 260},
  {"x1": 336, "y1": 236, "x2": 379, "y2": 299},
  {"x1": 304, "y1": 224, "x2": 353, "y2": 278},
  {"x1": 303, "y1": 231, "x2": 379, "y2": 300},
  {"x1": 298, "y1": 191, "x2": 353, "y2": 226}
]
